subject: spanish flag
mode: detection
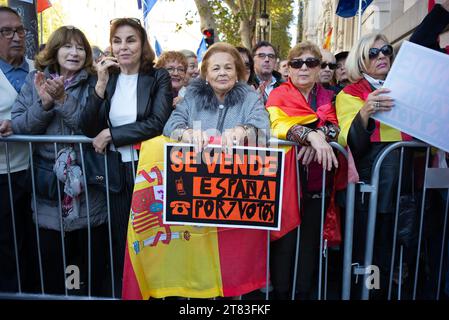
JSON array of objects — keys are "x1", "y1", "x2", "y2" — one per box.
[
  {"x1": 266, "y1": 80, "x2": 338, "y2": 241},
  {"x1": 37, "y1": 0, "x2": 52, "y2": 13},
  {"x1": 323, "y1": 28, "x2": 333, "y2": 50},
  {"x1": 122, "y1": 136, "x2": 268, "y2": 299},
  {"x1": 336, "y1": 79, "x2": 412, "y2": 147}
]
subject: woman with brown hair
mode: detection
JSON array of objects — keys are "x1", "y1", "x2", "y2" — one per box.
[
  {"x1": 155, "y1": 50, "x2": 188, "y2": 106},
  {"x1": 11, "y1": 25, "x2": 109, "y2": 296},
  {"x1": 80, "y1": 18, "x2": 173, "y2": 297}
]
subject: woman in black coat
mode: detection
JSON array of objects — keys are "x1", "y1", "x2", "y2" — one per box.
[{"x1": 80, "y1": 18, "x2": 173, "y2": 298}]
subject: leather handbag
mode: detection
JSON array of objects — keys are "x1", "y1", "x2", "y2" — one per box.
[
  {"x1": 33, "y1": 156, "x2": 60, "y2": 201},
  {"x1": 82, "y1": 145, "x2": 123, "y2": 193}
]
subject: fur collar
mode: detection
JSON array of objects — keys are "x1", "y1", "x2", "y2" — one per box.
[{"x1": 187, "y1": 78, "x2": 251, "y2": 109}]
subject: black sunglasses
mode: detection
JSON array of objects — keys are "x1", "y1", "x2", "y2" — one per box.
[
  {"x1": 321, "y1": 62, "x2": 337, "y2": 70},
  {"x1": 289, "y1": 58, "x2": 320, "y2": 69},
  {"x1": 368, "y1": 44, "x2": 393, "y2": 59}
]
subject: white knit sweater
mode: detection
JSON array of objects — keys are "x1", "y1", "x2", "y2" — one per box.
[{"x1": 0, "y1": 58, "x2": 34, "y2": 174}]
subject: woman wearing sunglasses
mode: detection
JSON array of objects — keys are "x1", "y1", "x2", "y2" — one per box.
[
  {"x1": 266, "y1": 41, "x2": 340, "y2": 299},
  {"x1": 79, "y1": 17, "x2": 173, "y2": 298},
  {"x1": 336, "y1": 33, "x2": 413, "y2": 299}
]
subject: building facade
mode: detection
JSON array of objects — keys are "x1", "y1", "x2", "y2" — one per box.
[{"x1": 300, "y1": 0, "x2": 449, "y2": 53}]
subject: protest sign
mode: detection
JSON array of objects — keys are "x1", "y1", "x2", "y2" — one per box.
[
  {"x1": 164, "y1": 144, "x2": 284, "y2": 230},
  {"x1": 373, "y1": 41, "x2": 449, "y2": 152}
]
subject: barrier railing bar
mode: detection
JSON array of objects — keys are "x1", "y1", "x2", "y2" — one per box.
[
  {"x1": 412, "y1": 147, "x2": 430, "y2": 300},
  {"x1": 54, "y1": 142, "x2": 68, "y2": 296},
  {"x1": 28, "y1": 142, "x2": 45, "y2": 294},
  {"x1": 388, "y1": 147, "x2": 405, "y2": 300},
  {"x1": 79, "y1": 143, "x2": 92, "y2": 297},
  {"x1": 0, "y1": 292, "x2": 117, "y2": 300},
  {"x1": 341, "y1": 181, "x2": 356, "y2": 300},
  {"x1": 324, "y1": 239, "x2": 328, "y2": 300},
  {"x1": 398, "y1": 245, "x2": 404, "y2": 300},
  {"x1": 361, "y1": 141, "x2": 429, "y2": 300},
  {"x1": 104, "y1": 152, "x2": 116, "y2": 298},
  {"x1": 266, "y1": 231, "x2": 270, "y2": 301},
  {"x1": 436, "y1": 191, "x2": 449, "y2": 300},
  {"x1": 291, "y1": 145, "x2": 303, "y2": 300},
  {"x1": 4, "y1": 143, "x2": 21, "y2": 293},
  {"x1": 318, "y1": 167, "x2": 327, "y2": 300}
]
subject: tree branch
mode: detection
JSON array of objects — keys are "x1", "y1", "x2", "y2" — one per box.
[
  {"x1": 223, "y1": 0, "x2": 240, "y2": 15},
  {"x1": 249, "y1": 0, "x2": 258, "y2": 25}
]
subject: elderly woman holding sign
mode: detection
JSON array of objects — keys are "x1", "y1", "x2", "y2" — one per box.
[
  {"x1": 336, "y1": 33, "x2": 414, "y2": 298},
  {"x1": 163, "y1": 42, "x2": 269, "y2": 151},
  {"x1": 161, "y1": 42, "x2": 271, "y2": 298}
]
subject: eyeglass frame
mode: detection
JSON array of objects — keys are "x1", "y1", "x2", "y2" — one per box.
[
  {"x1": 0, "y1": 26, "x2": 27, "y2": 39},
  {"x1": 166, "y1": 66, "x2": 186, "y2": 74},
  {"x1": 320, "y1": 62, "x2": 337, "y2": 70},
  {"x1": 254, "y1": 53, "x2": 276, "y2": 60},
  {"x1": 288, "y1": 58, "x2": 321, "y2": 69},
  {"x1": 368, "y1": 44, "x2": 393, "y2": 60}
]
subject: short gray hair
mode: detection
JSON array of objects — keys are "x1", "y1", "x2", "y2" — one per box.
[{"x1": 180, "y1": 49, "x2": 197, "y2": 59}]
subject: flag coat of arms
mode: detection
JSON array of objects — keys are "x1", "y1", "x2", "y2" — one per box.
[{"x1": 122, "y1": 136, "x2": 268, "y2": 299}]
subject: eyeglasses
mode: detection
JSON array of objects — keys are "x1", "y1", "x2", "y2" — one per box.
[
  {"x1": 321, "y1": 62, "x2": 337, "y2": 70},
  {"x1": 0, "y1": 27, "x2": 27, "y2": 39},
  {"x1": 166, "y1": 67, "x2": 186, "y2": 74},
  {"x1": 255, "y1": 53, "x2": 276, "y2": 60},
  {"x1": 368, "y1": 44, "x2": 393, "y2": 59},
  {"x1": 289, "y1": 58, "x2": 320, "y2": 69},
  {"x1": 110, "y1": 18, "x2": 142, "y2": 26}
]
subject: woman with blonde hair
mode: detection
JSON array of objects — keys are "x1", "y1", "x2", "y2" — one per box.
[{"x1": 336, "y1": 33, "x2": 413, "y2": 298}]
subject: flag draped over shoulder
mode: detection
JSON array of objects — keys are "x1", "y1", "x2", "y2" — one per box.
[
  {"x1": 336, "y1": 79, "x2": 412, "y2": 148},
  {"x1": 266, "y1": 80, "x2": 337, "y2": 241},
  {"x1": 122, "y1": 136, "x2": 268, "y2": 299}
]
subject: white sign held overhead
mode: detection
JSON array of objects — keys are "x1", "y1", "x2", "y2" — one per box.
[{"x1": 373, "y1": 41, "x2": 449, "y2": 152}]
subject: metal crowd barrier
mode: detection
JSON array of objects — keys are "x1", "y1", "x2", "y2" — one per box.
[
  {"x1": 1, "y1": 135, "x2": 355, "y2": 300},
  {"x1": 359, "y1": 141, "x2": 449, "y2": 300},
  {"x1": 0, "y1": 135, "x2": 140, "y2": 300}
]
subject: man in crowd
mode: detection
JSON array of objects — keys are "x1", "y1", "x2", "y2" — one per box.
[
  {"x1": 277, "y1": 59, "x2": 289, "y2": 81},
  {"x1": 252, "y1": 41, "x2": 284, "y2": 104},
  {"x1": 334, "y1": 51, "x2": 350, "y2": 90},
  {"x1": 319, "y1": 49, "x2": 339, "y2": 93},
  {"x1": 0, "y1": 6, "x2": 36, "y2": 293}
]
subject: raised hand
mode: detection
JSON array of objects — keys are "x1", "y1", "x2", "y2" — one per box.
[
  {"x1": 95, "y1": 56, "x2": 119, "y2": 98},
  {"x1": 34, "y1": 71, "x2": 54, "y2": 110},
  {"x1": 45, "y1": 76, "x2": 66, "y2": 104},
  {"x1": 360, "y1": 87, "x2": 394, "y2": 128}
]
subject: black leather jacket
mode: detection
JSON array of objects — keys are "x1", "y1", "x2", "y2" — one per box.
[
  {"x1": 348, "y1": 113, "x2": 407, "y2": 213},
  {"x1": 80, "y1": 67, "x2": 173, "y2": 147}
]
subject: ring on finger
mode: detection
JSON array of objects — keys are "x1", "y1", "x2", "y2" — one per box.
[
  {"x1": 374, "y1": 101, "x2": 380, "y2": 111},
  {"x1": 101, "y1": 60, "x2": 106, "y2": 66}
]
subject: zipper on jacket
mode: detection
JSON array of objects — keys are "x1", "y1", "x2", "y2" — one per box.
[{"x1": 216, "y1": 104, "x2": 229, "y2": 134}]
